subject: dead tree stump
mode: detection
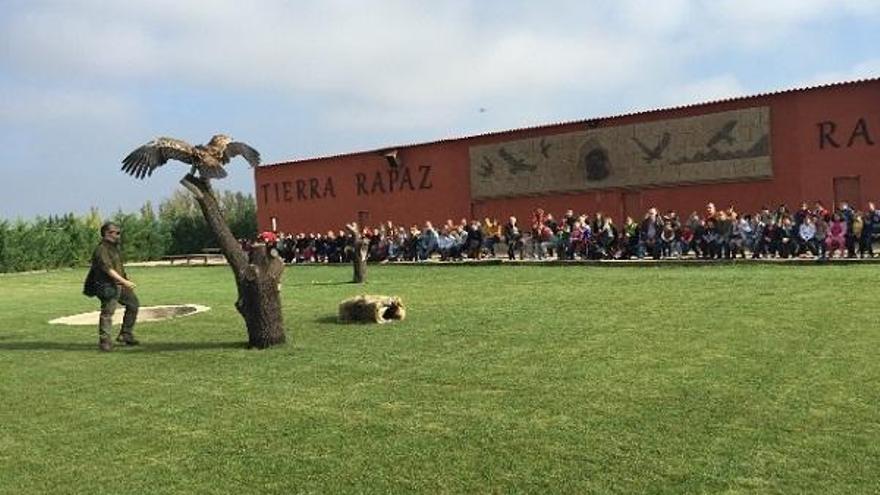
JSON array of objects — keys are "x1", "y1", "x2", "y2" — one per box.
[
  {"x1": 181, "y1": 174, "x2": 287, "y2": 349},
  {"x1": 347, "y1": 223, "x2": 368, "y2": 284}
]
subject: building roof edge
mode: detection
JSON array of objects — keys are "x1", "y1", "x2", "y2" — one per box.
[{"x1": 262, "y1": 77, "x2": 880, "y2": 168}]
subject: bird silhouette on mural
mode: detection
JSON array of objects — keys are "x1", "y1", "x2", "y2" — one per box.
[
  {"x1": 632, "y1": 132, "x2": 671, "y2": 163},
  {"x1": 707, "y1": 120, "x2": 738, "y2": 148},
  {"x1": 539, "y1": 138, "x2": 552, "y2": 158},
  {"x1": 121, "y1": 134, "x2": 261, "y2": 179},
  {"x1": 498, "y1": 147, "x2": 537, "y2": 174},
  {"x1": 479, "y1": 157, "x2": 496, "y2": 178}
]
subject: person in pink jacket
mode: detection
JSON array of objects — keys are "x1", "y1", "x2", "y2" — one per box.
[{"x1": 826, "y1": 212, "x2": 847, "y2": 258}]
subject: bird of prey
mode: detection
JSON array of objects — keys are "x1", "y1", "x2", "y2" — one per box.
[
  {"x1": 632, "y1": 132, "x2": 671, "y2": 163},
  {"x1": 121, "y1": 134, "x2": 261, "y2": 179},
  {"x1": 707, "y1": 120, "x2": 738, "y2": 148}
]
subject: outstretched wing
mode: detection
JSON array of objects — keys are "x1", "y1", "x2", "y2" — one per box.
[
  {"x1": 224, "y1": 141, "x2": 261, "y2": 167},
  {"x1": 631, "y1": 137, "x2": 654, "y2": 157},
  {"x1": 121, "y1": 137, "x2": 197, "y2": 179},
  {"x1": 656, "y1": 132, "x2": 671, "y2": 153}
]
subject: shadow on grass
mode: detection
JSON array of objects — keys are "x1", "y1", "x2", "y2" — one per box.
[
  {"x1": 288, "y1": 280, "x2": 353, "y2": 287},
  {"x1": 315, "y1": 315, "x2": 389, "y2": 327},
  {"x1": 315, "y1": 315, "x2": 339, "y2": 324},
  {"x1": 0, "y1": 341, "x2": 248, "y2": 352}
]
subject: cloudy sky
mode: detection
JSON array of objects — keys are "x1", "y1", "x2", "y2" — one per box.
[{"x1": 2, "y1": 0, "x2": 878, "y2": 219}]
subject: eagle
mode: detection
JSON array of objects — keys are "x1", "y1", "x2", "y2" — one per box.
[
  {"x1": 631, "y1": 132, "x2": 671, "y2": 163},
  {"x1": 121, "y1": 134, "x2": 261, "y2": 179}
]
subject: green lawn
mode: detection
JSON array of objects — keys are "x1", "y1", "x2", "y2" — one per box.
[{"x1": 0, "y1": 264, "x2": 878, "y2": 494}]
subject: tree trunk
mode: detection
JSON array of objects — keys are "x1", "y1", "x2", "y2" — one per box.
[
  {"x1": 181, "y1": 174, "x2": 286, "y2": 349},
  {"x1": 352, "y1": 237, "x2": 368, "y2": 283},
  {"x1": 346, "y1": 224, "x2": 368, "y2": 283}
]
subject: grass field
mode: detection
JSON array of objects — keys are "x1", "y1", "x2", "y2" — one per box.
[{"x1": 1, "y1": 264, "x2": 878, "y2": 494}]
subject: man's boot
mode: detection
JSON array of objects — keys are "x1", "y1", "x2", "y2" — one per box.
[
  {"x1": 116, "y1": 331, "x2": 140, "y2": 346},
  {"x1": 118, "y1": 302, "x2": 139, "y2": 346},
  {"x1": 99, "y1": 337, "x2": 113, "y2": 352}
]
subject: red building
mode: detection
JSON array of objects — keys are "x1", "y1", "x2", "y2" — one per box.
[{"x1": 256, "y1": 78, "x2": 880, "y2": 234}]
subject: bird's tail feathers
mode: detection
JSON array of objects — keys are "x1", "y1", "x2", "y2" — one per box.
[{"x1": 199, "y1": 165, "x2": 228, "y2": 179}]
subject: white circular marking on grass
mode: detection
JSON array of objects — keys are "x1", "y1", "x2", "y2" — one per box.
[{"x1": 49, "y1": 304, "x2": 211, "y2": 326}]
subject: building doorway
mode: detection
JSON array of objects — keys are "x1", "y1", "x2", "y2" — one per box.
[
  {"x1": 833, "y1": 176, "x2": 861, "y2": 209},
  {"x1": 357, "y1": 210, "x2": 370, "y2": 228}
]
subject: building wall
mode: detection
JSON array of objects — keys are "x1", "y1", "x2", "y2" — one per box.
[
  {"x1": 793, "y1": 82, "x2": 880, "y2": 209},
  {"x1": 255, "y1": 141, "x2": 473, "y2": 233},
  {"x1": 256, "y1": 80, "x2": 880, "y2": 233}
]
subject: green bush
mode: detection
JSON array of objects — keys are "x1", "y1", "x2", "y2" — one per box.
[{"x1": 0, "y1": 190, "x2": 256, "y2": 272}]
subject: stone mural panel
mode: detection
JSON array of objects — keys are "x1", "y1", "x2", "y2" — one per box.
[{"x1": 469, "y1": 107, "x2": 772, "y2": 198}]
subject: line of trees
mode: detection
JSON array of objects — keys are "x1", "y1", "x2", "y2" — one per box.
[{"x1": 0, "y1": 189, "x2": 257, "y2": 273}]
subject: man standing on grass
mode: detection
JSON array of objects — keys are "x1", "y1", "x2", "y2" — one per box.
[{"x1": 83, "y1": 221, "x2": 140, "y2": 352}]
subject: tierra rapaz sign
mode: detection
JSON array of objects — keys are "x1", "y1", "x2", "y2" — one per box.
[
  {"x1": 817, "y1": 117, "x2": 876, "y2": 149},
  {"x1": 260, "y1": 165, "x2": 433, "y2": 205}
]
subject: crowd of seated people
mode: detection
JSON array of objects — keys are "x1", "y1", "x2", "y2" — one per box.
[
  {"x1": 246, "y1": 199, "x2": 879, "y2": 263},
  {"x1": 626, "y1": 200, "x2": 879, "y2": 260}
]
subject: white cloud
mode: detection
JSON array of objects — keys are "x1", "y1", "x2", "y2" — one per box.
[
  {"x1": 662, "y1": 75, "x2": 747, "y2": 107},
  {"x1": 685, "y1": 0, "x2": 880, "y2": 50},
  {"x1": 801, "y1": 59, "x2": 880, "y2": 87},
  {"x1": 617, "y1": 0, "x2": 691, "y2": 35},
  {"x1": 0, "y1": 1, "x2": 659, "y2": 117},
  {"x1": 3, "y1": 9, "x2": 162, "y2": 80},
  {"x1": 0, "y1": 87, "x2": 137, "y2": 127},
  {"x1": 4, "y1": 1, "x2": 876, "y2": 96},
  {"x1": 2, "y1": 0, "x2": 876, "y2": 137},
  {"x1": 713, "y1": 0, "x2": 880, "y2": 23},
  {"x1": 713, "y1": 0, "x2": 834, "y2": 25}
]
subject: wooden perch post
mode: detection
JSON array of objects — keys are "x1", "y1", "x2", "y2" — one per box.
[
  {"x1": 346, "y1": 223, "x2": 368, "y2": 284},
  {"x1": 181, "y1": 174, "x2": 286, "y2": 348}
]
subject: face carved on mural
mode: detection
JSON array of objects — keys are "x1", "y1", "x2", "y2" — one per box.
[{"x1": 584, "y1": 147, "x2": 610, "y2": 181}]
